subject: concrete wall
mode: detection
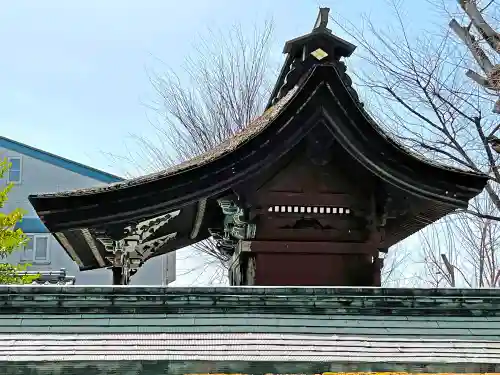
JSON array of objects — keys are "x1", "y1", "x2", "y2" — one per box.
[{"x1": 0, "y1": 146, "x2": 176, "y2": 285}]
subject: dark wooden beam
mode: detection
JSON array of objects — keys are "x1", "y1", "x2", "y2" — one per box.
[
  {"x1": 255, "y1": 192, "x2": 355, "y2": 207},
  {"x1": 243, "y1": 240, "x2": 377, "y2": 255},
  {"x1": 313, "y1": 7, "x2": 330, "y2": 31}
]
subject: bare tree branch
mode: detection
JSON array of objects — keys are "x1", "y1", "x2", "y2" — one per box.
[
  {"x1": 106, "y1": 21, "x2": 276, "y2": 283},
  {"x1": 450, "y1": 0, "x2": 500, "y2": 112},
  {"x1": 331, "y1": 0, "x2": 500, "y2": 287}
]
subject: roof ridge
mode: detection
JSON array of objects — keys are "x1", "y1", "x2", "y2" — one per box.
[
  {"x1": 31, "y1": 85, "x2": 300, "y2": 198},
  {"x1": 0, "y1": 136, "x2": 123, "y2": 183},
  {"x1": 2, "y1": 286, "x2": 500, "y2": 316}
]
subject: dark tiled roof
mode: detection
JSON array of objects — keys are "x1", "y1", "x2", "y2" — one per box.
[
  {"x1": 34, "y1": 86, "x2": 299, "y2": 199},
  {"x1": 0, "y1": 287, "x2": 500, "y2": 365},
  {"x1": 31, "y1": 63, "x2": 487, "y2": 202}
]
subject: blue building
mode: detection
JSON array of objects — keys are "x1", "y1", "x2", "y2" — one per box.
[{"x1": 0, "y1": 136, "x2": 175, "y2": 285}]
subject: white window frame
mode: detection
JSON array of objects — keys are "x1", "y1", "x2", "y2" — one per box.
[
  {"x1": 20, "y1": 234, "x2": 51, "y2": 264},
  {"x1": 7, "y1": 156, "x2": 22, "y2": 184}
]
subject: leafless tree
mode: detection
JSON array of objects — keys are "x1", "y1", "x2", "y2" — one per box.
[
  {"x1": 147, "y1": 21, "x2": 276, "y2": 166},
  {"x1": 449, "y1": 0, "x2": 500, "y2": 113},
  {"x1": 419, "y1": 191, "x2": 500, "y2": 287},
  {"x1": 109, "y1": 10, "x2": 419, "y2": 285},
  {"x1": 108, "y1": 21, "x2": 276, "y2": 284},
  {"x1": 137, "y1": 18, "x2": 408, "y2": 285},
  {"x1": 331, "y1": 0, "x2": 500, "y2": 287},
  {"x1": 381, "y1": 244, "x2": 414, "y2": 286}
]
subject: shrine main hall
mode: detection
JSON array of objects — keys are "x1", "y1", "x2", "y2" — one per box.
[{"x1": 1, "y1": 7, "x2": 498, "y2": 375}]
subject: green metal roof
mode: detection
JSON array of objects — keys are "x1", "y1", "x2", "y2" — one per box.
[
  {"x1": 1, "y1": 361, "x2": 499, "y2": 375},
  {"x1": 0, "y1": 136, "x2": 123, "y2": 183},
  {"x1": 1, "y1": 286, "x2": 500, "y2": 372},
  {"x1": 3, "y1": 285, "x2": 500, "y2": 314}
]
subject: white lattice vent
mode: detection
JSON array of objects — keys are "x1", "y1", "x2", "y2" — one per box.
[{"x1": 267, "y1": 205, "x2": 351, "y2": 215}]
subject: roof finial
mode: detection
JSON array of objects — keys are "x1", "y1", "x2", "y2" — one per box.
[{"x1": 313, "y1": 7, "x2": 330, "y2": 32}]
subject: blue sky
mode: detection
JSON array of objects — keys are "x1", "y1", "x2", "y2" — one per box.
[
  {"x1": 0, "y1": 0, "x2": 438, "y2": 177},
  {"x1": 0, "y1": 0, "x2": 447, "y2": 285}
]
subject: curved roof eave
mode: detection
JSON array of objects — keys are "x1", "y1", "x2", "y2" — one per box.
[
  {"x1": 319, "y1": 106, "x2": 486, "y2": 207},
  {"x1": 29, "y1": 64, "x2": 489, "y2": 232}
]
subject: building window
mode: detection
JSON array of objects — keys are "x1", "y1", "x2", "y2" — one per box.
[
  {"x1": 21, "y1": 235, "x2": 50, "y2": 264},
  {"x1": 7, "y1": 156, "x2": 22, "y2": 183}
]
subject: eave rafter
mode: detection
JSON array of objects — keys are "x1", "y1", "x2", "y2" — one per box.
[
  {"x1": 63, "y1": 197, "x2": 212, "y2": 284},
  {"x1": 190, "y1": 199, "x2": 207, "y2": 239},
  {"x1": 66, "y1": 210, "x2": 181, "y2": 283}
]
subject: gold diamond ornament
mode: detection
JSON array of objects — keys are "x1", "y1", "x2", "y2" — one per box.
[{"x1": 311, "y1": 48, "x2": 328, "y2": 60}]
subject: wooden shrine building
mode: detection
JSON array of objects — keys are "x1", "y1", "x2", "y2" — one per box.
[
  {"x1": 2, "y1": 8, "x2": 500, "y2": 374},
  {"x1": 29, "y1": 8, "x2": 488, "y2": 286}
]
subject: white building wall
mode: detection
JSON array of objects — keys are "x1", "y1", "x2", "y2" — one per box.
[{"x1": 0, "y1": 146, "x2": 175, "y2": 285}]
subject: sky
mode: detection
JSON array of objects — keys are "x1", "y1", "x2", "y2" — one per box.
[{"x1": 0, "y1": 0, "x2": 450, "y2": 285}]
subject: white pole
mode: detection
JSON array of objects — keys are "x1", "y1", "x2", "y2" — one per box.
[{"x1": 161, "y1": 254, "x2": 166, "y2": 286}]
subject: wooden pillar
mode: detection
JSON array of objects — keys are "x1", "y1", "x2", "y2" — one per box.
[
  {"x1": 230, "y1": 241, "x2": 380, "y2": 286},
  {"x1": 111, "y1": 267, "x2": 122, "y2": 285}
]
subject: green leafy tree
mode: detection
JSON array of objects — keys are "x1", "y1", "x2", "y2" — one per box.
[{"x1": 0, "y1": 158, "x2": 38, "y2": 284}]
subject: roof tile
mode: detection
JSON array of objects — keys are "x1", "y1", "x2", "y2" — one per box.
[
  {"x1": 1, "y1": 287, "x2": 500, "y2": 364},
  {"x1": 1, "y1": 333, "x2": 500, "y2": 363},
  {"x1": 35, "y1": 86, "x2": 300, "y2": 198}
]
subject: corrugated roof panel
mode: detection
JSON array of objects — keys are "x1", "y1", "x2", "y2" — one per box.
[
  {"x1": 0, "y1": 313, "x2": 498, "y2": 339},
  {"x1": 1, "y1": 333, "x2": 500, "y2": 363},
  {"x1": 1, "y1": 286, "x2": 500, "y2": 365}
]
